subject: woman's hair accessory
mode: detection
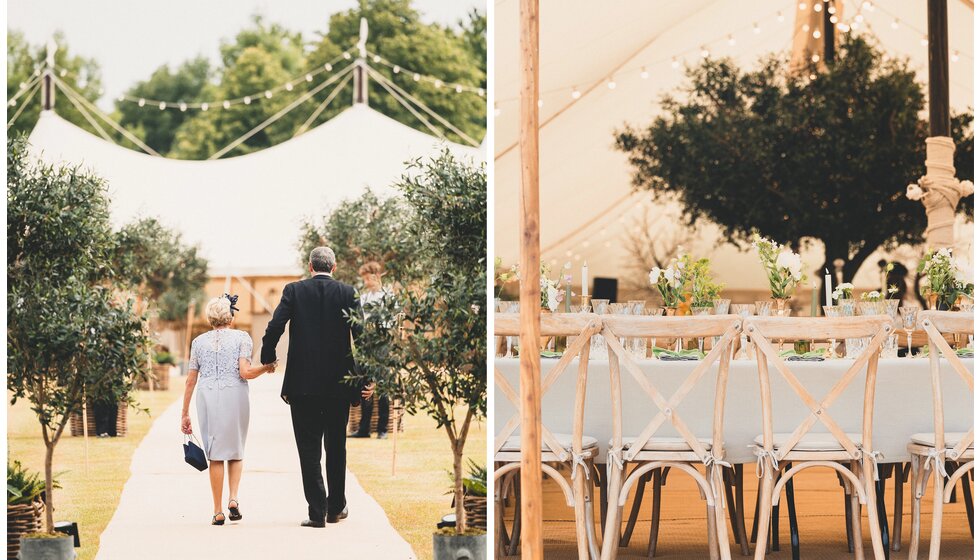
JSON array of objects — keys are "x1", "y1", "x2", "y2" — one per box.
[{"x1": 223, "y1": 293, "x2": 240, "y2": 316}]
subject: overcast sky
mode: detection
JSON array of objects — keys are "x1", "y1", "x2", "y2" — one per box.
[{"x1": 8, "y1": 0, "x2": 485, "y2": 110}]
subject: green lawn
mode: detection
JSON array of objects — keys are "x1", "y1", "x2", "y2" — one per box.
[
  {"x1": 345, "y1": 408, "x2": 487, "y2": 560},
  {"x1": 7, "y1": 384, "x2": 184, "y2": 560}
]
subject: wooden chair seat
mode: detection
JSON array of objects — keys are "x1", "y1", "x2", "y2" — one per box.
[
  {"x1": 909, "y1": 432, "x2": 974, "y2": 449},
  {"x1": 612, "y1": 436, "x2": 714, "y2": 452},
  {"x1": 499, "y1": 433, "x2": 600, "y2": 452},
  {"x1": 753, "y1": 432, "x2": 864, "y2": 452}
]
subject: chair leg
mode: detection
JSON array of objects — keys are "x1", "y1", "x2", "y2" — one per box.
[
  {"x1": 752, "y1": 462, "x2": 775, "y2": 560},
  {"x1": 600, "y1": 460, "x2": 626, "y2": 560},
  {"x1": 508, "y1": 475, "x2": 522, "y2": 556},
  {"x1": 909, "y1": 455, "x2": 923, "y2": 560},
  {"x1": 771, "y1": 500, "x2": 780, "y2": 552},
  {"x1": 596, "y1": 463, "x2": 608, "y2": 535},
  {"x1": 783, "y1": 465, "x2": 800, "y2": 560},
  {"x1": 620, "y1": 471, "x2": 649, "y2": 547},
  {"x1": 840, "y1": 471, "x2": 855, "y2": 553},
  {"x1": 707, "y1": 501, "x2": 721, "y2": 560},
  {"x1": 710, "y1": 465, "x2": 733, "y2": 560},
  {"x1": 892, "y1": 463, "x2": 908, "y2": 552},
  {"x1": 960, "y1": 465, "x2": 974, "y2": 537},
  {"x1": 749, "y1": 478, "x2": 760, "y2": 544},
  {"x1": 585, "y1": 459, "x2": 601, "y2": 560},
  {"x1": 864, "y1": 459, "x2": 887, "y2": 560},
  {"x1": 647, "y1": 468, "x2": 663, "y2": 558},
  {"x1": 495, "y1": 466, "x2": 509, "y2": 558},
  {"x1": 876, "y1": 464, "x2": 892, "y2": 559},
  {"x1": 574, "y1": 461, "x2": 592, "y2": 560},
  {"x1": 731, "y1": 464, "x2": 750, "y2": 556},
  {"x1": 927, "y1": 466, "x2": 945, "y2": 560},
  {"x1": 849, "y1": 461, "x2": 866, "y2": 560}
]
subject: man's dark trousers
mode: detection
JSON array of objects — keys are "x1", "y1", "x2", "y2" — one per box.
[{"x1": 289, "y1": 395, "x2": 351, "y2": 521}]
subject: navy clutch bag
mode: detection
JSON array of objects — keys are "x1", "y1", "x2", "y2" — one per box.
[{"x1": 183, "y1": 434, "x2": 208, "y2": 471}]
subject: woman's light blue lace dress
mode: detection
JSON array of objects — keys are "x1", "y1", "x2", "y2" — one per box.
[{"x1": 189, "y1": 329, "x2": 252, "y2": 460}]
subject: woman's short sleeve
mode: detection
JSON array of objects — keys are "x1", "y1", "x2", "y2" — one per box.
[
  {"x1": 188, "y1": 342, "x2": 199, "y2": 371},
  {"x1": 239, "y1": 332, "x2": 253, "y2": 362}
]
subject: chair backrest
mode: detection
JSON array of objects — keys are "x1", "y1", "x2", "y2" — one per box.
[
  {"x1": 602, "y1": 315, "x2": 742, "y2": 463},
  {"x1": 745, "y1": 316, "x2": 893, "y2": 462},
  {"x1": 918, "y1": 311, "x2": 974, "y2": 461},
  {"x1": 494, "y1": 312, "x2": 602, "y2": 461}
]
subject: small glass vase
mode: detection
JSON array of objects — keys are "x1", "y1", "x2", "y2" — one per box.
[
  {"x1": 772, "y1": 297, "x2": 793, "y2": 317},
  {"x1": 837, "y1": 298, "x2": 856, "y2": 317},
  {"x1": 712, "y1": 298, "x2": 731, "y2": 315}
]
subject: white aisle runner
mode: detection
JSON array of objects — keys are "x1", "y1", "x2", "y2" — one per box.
[{"x1": 96, "y1": 372, "x2": 416, "y2": 559}]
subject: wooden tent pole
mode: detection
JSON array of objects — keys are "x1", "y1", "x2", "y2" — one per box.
[
  {"x1": 928, "y1": 0, "x2": 950, "y2": 137},
  {"x1": 519, "y1": 0, "x2": 544, "y2": 557}
]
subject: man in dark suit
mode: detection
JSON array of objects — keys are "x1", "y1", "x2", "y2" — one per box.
[{"x1": 261, "y1": 246, "x2": 373, "y2": 527}]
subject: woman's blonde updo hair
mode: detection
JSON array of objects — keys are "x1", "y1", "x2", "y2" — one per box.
[
  {"x1": 358, "y1": 261, "x2": 384, "y2": 277},
  {"x1": 205, "y1": 297, "x2": 234, "y2": 328}
]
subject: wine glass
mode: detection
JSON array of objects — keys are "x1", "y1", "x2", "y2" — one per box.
[
  {"x1": 731, "y1": 304, "x2": 755, "y2": 360},
  {"x1": 504, "y1": 301, "x2": 520, "y2": 357},
  {"x1": 692, "y1": 305, "x2": 712, "y2": 353},
  {"x1": 900, "y1": 306, "x2": 919, "y2": 359},
  {"x1": 754, "y1": 300, "x2": 773, "y2": 317},
  {"x1": 822, "y1": 305, "x2": 841, "y2": 359}
]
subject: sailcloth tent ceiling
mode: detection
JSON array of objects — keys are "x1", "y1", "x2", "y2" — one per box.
[
  {"x1": 494, "y1": 0, "x2": 974, "y2": 290},
  {"x1": 27, "y1": 104, "x2": 482, "y2": 276}
]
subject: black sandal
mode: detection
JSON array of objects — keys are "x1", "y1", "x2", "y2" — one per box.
[
  {"x1": 228, "y1": 499, "x2": 242, "y2": 521},
  {"x1": 212, "y1": 512, "x2": 225, "y2": 526}
]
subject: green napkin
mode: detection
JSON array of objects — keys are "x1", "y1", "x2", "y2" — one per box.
[
  {"x1": 779, "y1": 348, "x2": 829, "y2": 360},
  {"x1": 540, "y1": 350, "x2": 563, "y2": 358},
  {"x1": 652, "y1": 347, "x2": 705, "y2": 360}
]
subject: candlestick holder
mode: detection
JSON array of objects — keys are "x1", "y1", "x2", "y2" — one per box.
[{"x1": 580, "y1": 294, "x2": 592, "y2": 311}]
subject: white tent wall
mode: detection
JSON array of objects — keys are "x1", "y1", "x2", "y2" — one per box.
[
  {"x1": 27, "y1": 104, "x2": 483, "y2": 276},
  {"x1": 494, "y1": 0, "x2": 974, "y2": 292}
]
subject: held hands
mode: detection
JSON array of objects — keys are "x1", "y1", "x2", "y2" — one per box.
[
  {"x1": 181, "y1": 414, "x2": 192, "y2": 435},
  {"x1": 361, "y1": 382, "x2": 375, "y2": 400},
  {"x1": 264, "y1": 360, "x2": 279, "y2": 373}
]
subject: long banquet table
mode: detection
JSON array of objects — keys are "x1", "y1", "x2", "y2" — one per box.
[{"x1": 494, "y1": 357, "x2": 973, "y2": 464}]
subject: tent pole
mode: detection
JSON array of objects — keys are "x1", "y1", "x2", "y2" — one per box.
[
  {"x1": 822, "y1": 1, "x2": 835, "y2": 63},
  {"x1": 354, "y1": 18, "x2": 369, "y2": 106},
  {"x1": 928, "y1": 0, "x2": 950, "y2": 138},
  {"x1": 42, "y1": 40, "x2": 56, "y2": 111},
  {"x1": 518, "y1": 0, "x2": 543, "y2": 558}
]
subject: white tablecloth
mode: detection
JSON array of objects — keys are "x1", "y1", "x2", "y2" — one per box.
[{"x1": 494, "y1": 358, "x2": 973, "y2": 464}]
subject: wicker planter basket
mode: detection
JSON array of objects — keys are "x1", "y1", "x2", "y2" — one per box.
[
  {"x1": 137, "y1": 363, "x2": 171, "y2": 391},
  {"x1": 70, "y1": 401, "x2": 127, "y2": 437},
  {"x1": 7, "y1": 500, "x2": 43, "y2": 560},
  {"x1": 347, "y1": 397, "x2": 404, "y2": 435},
  {"x1": 463, "y1": 494, "x2": 487, "y2": 531}
]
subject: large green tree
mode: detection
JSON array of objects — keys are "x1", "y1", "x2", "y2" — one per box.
[
  {"x1": 6, "y1": 31, "x2": 104, "y2": 139},
  {"x1": 616, "y1": 35, "x2": 973, "y2": 291}
]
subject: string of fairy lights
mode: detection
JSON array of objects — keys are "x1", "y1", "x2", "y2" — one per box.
[
  {"x1": 9, "y1": 47, "x2": 486, "y2": 110},
  {"x1": 494, "y1": 0, "x2": 972, "y2": 116}
]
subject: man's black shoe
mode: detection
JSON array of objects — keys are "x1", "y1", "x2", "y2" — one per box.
[
  {"x1": 301, "y1": 519, "x2": 326, "y2": 528},
  {"x1": 377, "y1": 432, "x2": 388, "y2": 440},
  {"x1": 349, "y1": 432, "x2": 370, "y2": 438},
  {"x1": 327, "y1": 507, "x2": 349, "y2": 524}
]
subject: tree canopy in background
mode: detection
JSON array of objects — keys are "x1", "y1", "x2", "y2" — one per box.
[
  {"x1": 7, "y1": 31, "x2": 104, "y2": 140},
  {"x1": 616, "y1": 35, "x2": 973, "y2": 286},
  {"x1": 298, "y1": 188, "x2": 424, "y2": 286}
]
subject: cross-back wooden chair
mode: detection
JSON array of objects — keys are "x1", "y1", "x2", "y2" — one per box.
[
  {"x1": 599, "y1": 314, "x2": 742, "y2": 560},
  {"x1": 745, "y1": 315, "x2": 893, "y2": 560},
  {"x1": 494, "y1": 312, "x2": 604, "y2": 560},
  {"x1": 907, "y1": 311, "x2": 974, "y2": 560}
]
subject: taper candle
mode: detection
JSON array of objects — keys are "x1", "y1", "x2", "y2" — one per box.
[
  {"x1": 582, "y1": 261, "x2": 589, "y2": 298},
  {"x1": 811, "y1": 282, "x2": 818, "y2": 317},
  {"x1": 824, "y1": 269, "x2": 832, "y2": 307}
]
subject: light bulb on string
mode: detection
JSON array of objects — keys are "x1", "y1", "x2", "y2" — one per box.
[
  {"x1": 813, "y1": 2, "x2": 822, "y2": 12},
  {"x1": 201, "y1": 103, "x2": 209, "y2": 111},
  {"x1": 798, "y1": 1, "x2": 807, "y2": 10},
  {"x1": 8, "y1": 99, "x2": 15, "y2": 107},
  {"x1": 571, "y1": 87, "x2": 581, "y2": 99},
  {"x1": 537, "y1": 98, "x2": 543, "y2": 107},
  {"x1": 803, "y1": 24, "x2": 810, "y2": 32},
  {"x1": 244, "y1": 96, "x2": 251, "y2": 105},
  {"x1": 372, "y1": 55, "x2": 381, "y2": 63},
  {"x1": 753, "y1": 22, "x2": 761, "y2": 34},
  {"x1": 812, "y1": 53, "x2": 821, "y2": 63},
  {"x1": 159, "y1": 101, "x2": 166, "y2": 110},
  {"x1": 952, "y1": 50, "x2": 960, "y2": 62},
  {"x1": 285, "y1": 82, "x2": 294, "y2": 91},
  {"x1": 830, "y1": 15, "x2": 838, "y2": 23},
  {"x1": 828, "y1": 5, "x2": 836, "y2": 14},
  {"x1": 138, "y1": 98, "x2": 146, "y2": 107},
  {"x1": 343, "y1": 52, "x2": 352, "y2": 60},
  {"x1": 179, "y1": 102, "x2": 187, "y2": 112},
  {"x1": 455, "y1": 85, "x2": 463, "y2": 93},
  {"x1": 223, "y1": 100, "x2": 231, "y2": 109},
  {"x1": 640, "y1": 67, "x2": 649, "y2": 79},
  {"x1": 494, "y1": 104, "x2": 501, "y2": 117},
  {"x1": 727, "y1": 34, "x2": 736, "y2": 46},
  {"x1": 854, "y1": 14, "x2": 864, "y2": 23},
  {"x1": 777, "y1": 11, "x2": 785, "y2": 22},
  {"x1": 413, "y1": 73, "x2": 421, "y2": 81},
  {"x1": 700, "y1": 46, "x2": 710, "y2": 58},
  {"x1": 849, "y1": 20, "x2": 860, "y2": 31},
  {"x1": 59, "y1": 69, "x2": 67, "y2": 77},
  {"x1": 264, "y1": 90, "x2": 273, "y2": 99},
  {"x1": 921, "y1": 36, "x2": 928, "y2": 47},
  {"x1": 813, "y1": 30, "x2": 821, "y2": 39},
  {"x1": 393, "y1": 65, "x2": 400, "y2": 73},
  {"x1": 671, "y1": 57, "x2": 680, "y2": 69},
  {"x1": 324, "y1": 63, "x2": 333, "y2": 71},
  {"x1": 607, "y1": 78, "x2": 616, "y2": 89},
  {"x1": 477, "y1": 88, "x2": 485, "y2": 97},
  {"x1": 305, "y1": 74, "x2": 313, "y2": 82},
  {"x1": 891, "y1": 19, "x2": 899, "y2": 29},
  {"x1": 864, "y1": 1, "x2": 874, "y2": 11},
  {"x1": 434, "y1": 79, "x2": 443, "y2": 88}
]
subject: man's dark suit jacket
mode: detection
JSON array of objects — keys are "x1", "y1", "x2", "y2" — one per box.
[{"x1": 260, "y1": 274, "x2": 363, "y2": 404}]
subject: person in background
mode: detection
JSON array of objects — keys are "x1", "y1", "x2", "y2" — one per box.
[
  {"x1": 351, "y1": 261, "x2": 391, "y2": 440},
  {"x1": 93, "y1": 393, "x2": 118, "y2": 438}
]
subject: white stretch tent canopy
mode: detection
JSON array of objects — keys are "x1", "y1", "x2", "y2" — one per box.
[
  {"x1": 28, "y1": 104, "x2": 482, "y2": 276},
  {"x1": 494, "y1": 0, "x2": 974, "y2": 291}
]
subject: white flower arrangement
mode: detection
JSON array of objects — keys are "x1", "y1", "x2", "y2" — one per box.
[
  {"x1": 832, "y1": 282, "x2": 855, "y2": 301},
  {"x1": 919, "y1": 249, "x2": 974, "y2": 308},
  {"x1": 860, "y1": 290, "x2": 883, "y2": 302},
  {"x1": 906, "y1": 183, "x2": 924, "y2": 201},
  {"x1": 650, "y1": 256, "x2": 686, "y2": 308},
  {"x1": 752, "y1": 233, "x2": 806, "y2": 299}
]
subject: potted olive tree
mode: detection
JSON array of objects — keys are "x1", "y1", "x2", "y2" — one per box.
[
  {"x1": 351, "y1": 152, "x2": 486, "y2": 560},
  {"x1": 7, "y1": 138, "x2": 149, "y2": 558}
]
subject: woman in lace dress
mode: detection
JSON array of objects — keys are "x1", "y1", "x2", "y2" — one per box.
[{"x1": 180, "y1": 295, "x2": 275, "y2": 525}]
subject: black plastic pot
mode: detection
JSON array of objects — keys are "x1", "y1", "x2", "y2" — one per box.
[
  {"x1": 433, "y1": 532, "x2": 486, "y2": 560},
  {"x1": 18, "y1": 535, "x2": 75, "y2": 560}
]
